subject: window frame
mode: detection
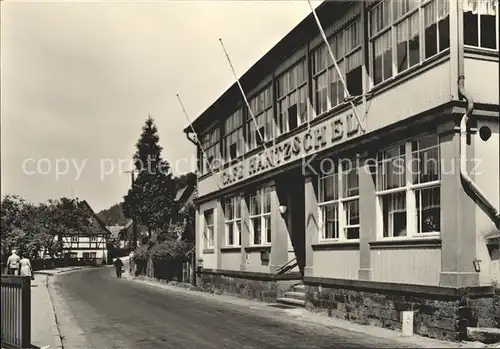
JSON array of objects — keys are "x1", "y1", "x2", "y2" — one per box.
[
  {"x1": 224, "y1": 195, "x2": 242, "y2": 247},
  {"x1": 223, "y1": 108, "x2": 244, "y2": 162},
  {"x1": 247, "y1": 85, "x2": 275, "y2": 151},
  {"x1": 312, "y1": 18, "x2": 363, "y2": 118},
  {"x1": 317, "y1": 157, "x2": 360, "y2": 242},
  {"x1": 369, "y1": 0, "x2": 451, "y2": 87},
  {"x1": 375, "y1": 134, "x2": 441, "y2": 240},
  {"x1": 276, "y1": 60, "x2": 308, "y2": 136},
  {"x1": 204, "y1": 209, "x2": 215, "y2": 249},
  {"x1": 463, "y1": 0, "x2": 499, "y2": 51},
  {"x1": 200, "y1": 126, "x2": 222, "y2": 175},
  {"x1": 71, "y1": 236, "x2": 78, "y2": 243},
  {"x1": 248, "y1": 186, "x2": 272, "y2": 246}
]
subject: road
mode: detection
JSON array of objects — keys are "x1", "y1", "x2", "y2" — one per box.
[{"x1": 51, "y1": 267, "x2": 419, "y2": 349}]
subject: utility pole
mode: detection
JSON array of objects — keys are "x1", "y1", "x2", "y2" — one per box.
[{"x1": 124, "y1": 170, "x2": 138, "y2": 250}]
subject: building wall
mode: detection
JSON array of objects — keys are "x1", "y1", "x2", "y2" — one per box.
[
  {"x1": 473, "y1": 119, "x2": 500, "y2": 285},
  {"x1": 464, "y1": 55, "x2": 499, "y2": 105}
]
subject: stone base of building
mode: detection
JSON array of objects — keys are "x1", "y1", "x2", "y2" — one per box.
[
  {"x1": 197, "y1": 269, "x2": 301, "y2": 303},
  {"x1": 304, "y1": 277, "x2": 500, "y2": 342}
]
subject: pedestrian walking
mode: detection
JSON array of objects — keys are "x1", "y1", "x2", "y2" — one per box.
[
  {"x1": 19, "y1": 253, "x2": 34, "y2": 280},
  {"x1": 114, "y1": 257, "x2": 124, "y2": 278},
  {"x1": 7, "y1": 249, "x2": 20, "y2": 276}
]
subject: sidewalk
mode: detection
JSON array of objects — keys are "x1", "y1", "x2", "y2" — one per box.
[
  {"x1": 30, "y1": 267, "x2": 85, "y2": 349},
  {"x1": 31, "y1": 273, "x2": 63, "y2": 349},
  {"x1": 121, "y1": 269, "x2": 499, "y2": 349}
]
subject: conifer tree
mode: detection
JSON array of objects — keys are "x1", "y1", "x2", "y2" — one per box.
[{"x1": 123, "y1": 116, "x2": 176, "y2": 238}]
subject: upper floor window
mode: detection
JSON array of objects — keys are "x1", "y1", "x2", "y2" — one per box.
[
  {"x1": 223, "y1": 109, "x2": 244, "y2": 162},
  {"x1": 247, "y1": 85, "x2": 274, "y2": 151},
  {"x1": 71, "y1": 236, "x2": 78, "y2": 242},
  {"x1": 464, "y1": 0, "x2": 499, "y2": 50},
  {"x1": 90, "y1": 236, "x2": 97, "y2": 243},
  {"x1": 312, "y1": 19, "x2": 363, "y2": 116},
  {"x1": 204, "y1": 209, "x2": 215, "y2": 248},
  {"x1": 317, "y1": 157, "x2": 360, "y2": 241},
  {"x1": 369, "y1": 0, "x2": 450, "y2": 86},
  {"x1": 224, "y1": 196, "x2": 241, "y2": 247},
  {"x1": 376, "y1": 135, "x2": 441, "y2": 238},
  {"x1": 276, "y1": 60, "x2": 307, "y2": 135},
  {"x1": 248, "y1": 186, "x2": 272, "y2": 245},
  {"x1": 200, "y1": 126, "x2": 221, "y2": 174}
]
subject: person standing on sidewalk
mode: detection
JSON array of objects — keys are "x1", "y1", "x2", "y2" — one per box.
[
  {"x1": 114, "y1": 257, "x2": 124, "y2": 278},
  {"x1": 19, "y1": 252, "x2": 35, "y2": 280},
  {"x1": 7, "y1": 249, "x2": 20, "y2": 275}
]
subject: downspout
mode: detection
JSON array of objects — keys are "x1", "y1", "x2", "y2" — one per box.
[{"x1": 457, "y1": 7, "x2": 500, "y2": 229}]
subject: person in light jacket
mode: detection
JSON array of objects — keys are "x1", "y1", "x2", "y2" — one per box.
[{"x1": 7, "y1": 249, "x2": 20, "y2": 275}]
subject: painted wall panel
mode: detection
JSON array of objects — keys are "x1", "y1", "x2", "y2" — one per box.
[
  {"x1": 312, "y1": 249, "x2": 360, "y2": 279},
  {"x1": 245, "y1": 251, "x2": 272, "y2": 274},
  {"x1": 221, "y1": 251, "x2": 242, "y2": 271},
  {"x1": 365, "y1": 61, "x2": 451, "y2": 132},
  {"x1": 465, "y1": 57, "x2": 499, "y2": 105},
  {"x1": 371, "y1": 247, "x2": 441, "y2": 286}
]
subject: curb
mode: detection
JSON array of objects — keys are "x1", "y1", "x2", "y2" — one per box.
[
  {"x1": 34, "y1": 267, "x2": 85, "y2": 276},
  {"x1": 41, "y1": 274, "x2": 64, "y2": 349}
]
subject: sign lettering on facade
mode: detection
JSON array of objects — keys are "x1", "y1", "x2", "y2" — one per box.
[{"x1": 220, "y1": 112, "x2": 359, "y2": 187}]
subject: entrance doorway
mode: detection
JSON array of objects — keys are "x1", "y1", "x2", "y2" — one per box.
[{"x1": 275, "y1": 168, "x2": 306, "y2": 276}]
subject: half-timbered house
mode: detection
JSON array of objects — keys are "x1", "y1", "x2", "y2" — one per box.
[{"x1": 59, "y1": 200, "x2": 111, "y2": 265}]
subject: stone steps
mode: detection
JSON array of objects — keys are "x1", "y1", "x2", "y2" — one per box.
[{"x1": 276, "y1": 283, "x2": 306, "y2": 307}]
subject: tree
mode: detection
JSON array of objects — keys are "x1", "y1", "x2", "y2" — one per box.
[
  {"x1": 123, "y1": 116, "x2": 176, "y2": 238},
  {"x1": 1, "y1": 195, "x2": 96, "y2": 259},
  {"x1": 97, "y1": 202, "x2": 127, "y2": 226}
]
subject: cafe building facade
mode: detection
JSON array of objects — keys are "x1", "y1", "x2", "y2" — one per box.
[{"x1": 184, "y1": 0, "x2": 499, "y2": 341}]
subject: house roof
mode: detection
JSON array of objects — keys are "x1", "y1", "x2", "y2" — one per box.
[
  {"x1": 79, "y1": 200, "x2": 112, "y2": 236},
  {"x1": 183, "y1": 0, "x2": 353, "y2": 134}
]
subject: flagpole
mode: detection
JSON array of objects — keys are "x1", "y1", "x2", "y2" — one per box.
[
  {"x1": 219, "y1": 38, "x2": 270, "y2": 154},
  {"x1": 176, "y1": 94, "x2": 223, "y2": 191},
  {"x1": 307, "y1": 0, "x2": 365, "y2": 134}
]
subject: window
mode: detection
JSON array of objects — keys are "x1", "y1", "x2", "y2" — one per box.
[
  {"x1": 376, "y1": 135, "x2": 441, "y2": 238},
  {"x1": 369, "y1": 0, "x2": 450, "y2": 86},
  {"x1": 71, "y1": 236, "x2": 78, "y2": 242},
  {"x1": 200, "y1": 126, "x2": 221, "y2": 174},
  {"x1": 318, "y1": 157, "x2": 360, "y2": 241},
  {"x1": 464, "y1": 0, "x2": 499, "y2": 50},
  {"x1": 224, "y1": 109, "x2": 244, "y2": 161},
  {"x1": 90, "y1": 236, "x2": 97, "y2": 243},
  {"x1": 82, "y1": 252, "x2": 90, "y2": 259},
  {"x1": 423, "y1": 0, "x2": 450, "y2": 59},
  {"x1": 89, "y1": 252, "x2": 97, "y2": 259},
  {"x1": 248, "y1": 186, "x2": 272, "y2": 245},
  {"x1": 248, "y1": 85, "x2": 274, "y2": 150},
  {"x1": 70, "y1": 252, "x2": 78, "y2": 259},
  {"x1": 312, "y1": 20, "x2": 363, "y2": 116},
  {"x1": 224, "y1": 196, "x2": 241, "y2": 246},
  {"x1": 204, "y1": 209, "x2": 214, "y2": 248},
  {"x1": 276, "y1": 61, "x2": 307, "y2": 135}
]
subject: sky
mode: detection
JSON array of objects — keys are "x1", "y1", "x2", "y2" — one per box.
[{"x1": 1, "y1": 0, "x2": 322, "y2": 212}]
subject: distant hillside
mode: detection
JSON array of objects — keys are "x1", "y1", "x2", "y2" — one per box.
[
  {"x1": 97, "y1": 202, "x2": 127, "y2": 226},
  {"x1": 98, "y1": 173, "x2": 197, "y2": 226}
]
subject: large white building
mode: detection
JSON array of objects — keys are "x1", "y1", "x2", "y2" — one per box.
[{"x1": 184, "y1": 0, "x2": 499, "y2": 342}]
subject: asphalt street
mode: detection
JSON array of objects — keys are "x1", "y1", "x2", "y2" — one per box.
[{"x1": 52, "y1": 267, "x2": 420, "y2": 349}]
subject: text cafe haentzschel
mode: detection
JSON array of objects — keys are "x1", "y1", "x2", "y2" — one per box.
[{"x1": 221, "y1": 113, "x2": 359, "y2": 186}]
